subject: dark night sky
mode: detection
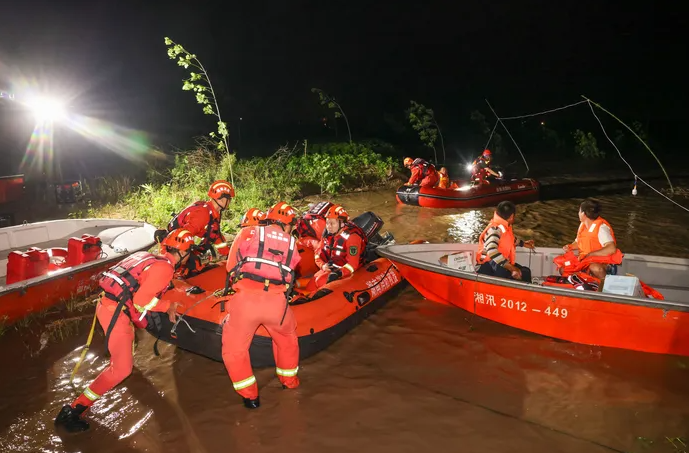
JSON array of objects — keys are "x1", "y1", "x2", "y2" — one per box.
[{"x1": 0, "y1": 0, "x2": 686, "y2": 175}]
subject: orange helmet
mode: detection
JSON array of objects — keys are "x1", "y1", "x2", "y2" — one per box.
[
  {"x1": 324, "y1": 204, "x2": 349, "y2": 221},
  {"x1": 482, "y1": 149, "x2": 492, "y2": 158},
  {"x1": 266, "y1": 201, "x2": 297, "y2": 226},
  {"x1": 161, "y1": 229, "x2": 195, "y2": 253},
  {"x1": 240, "y1": 208, "x2": 267, "y2": 227},
  {"x1": 208, "y1": 180, "x2": 235, "y2": 200},
  {"x1": 403, "y1": 157, "x2": 413, "y2": 166}
]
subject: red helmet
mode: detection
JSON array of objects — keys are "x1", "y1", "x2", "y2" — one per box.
[
  {"x1": 266, "y1": 201, "x2": 297, "y2": 226},
  {"x1": 161, "y1": 229, "x2": 195, "y2": 253},
  {"x1": 208, "y1": 180, "x2": 235, "y2": 200},
  {"x1": 240, "y1": 208, "x2": 267, "y2": 227},
  {"x1": 482, "y1": 149, "x2": 492, "y2": 158},
  {"x1": 403, "y1": 157, "x2": 413, "y2": 166},
  {"x1": 324, "y1": 204, "x2": 349, "y2": 221}
]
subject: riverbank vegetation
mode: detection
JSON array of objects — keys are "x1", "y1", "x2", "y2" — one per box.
[{"x1": 83, "y1": 140, "x2": 396, "y2": 234}]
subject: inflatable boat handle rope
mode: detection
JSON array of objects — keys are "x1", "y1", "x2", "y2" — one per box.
[
  {"x1": 343, "y1": 264, "x2": 395, "y2": 302},
  {"x1": 170, "y1": 287, "x2": 226, "y2": 337}
]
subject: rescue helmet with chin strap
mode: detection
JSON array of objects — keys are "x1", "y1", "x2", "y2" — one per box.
[
  {"x1": 266, "y1": 201, "x2": 297, "y2": 226},
  {"x1": 160, "y1": 229, "x2": 195, "y2": 255}
]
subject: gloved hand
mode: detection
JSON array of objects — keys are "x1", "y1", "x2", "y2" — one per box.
[{"x1": 327, "y1": 268, "x2": 343, "y2": 283}]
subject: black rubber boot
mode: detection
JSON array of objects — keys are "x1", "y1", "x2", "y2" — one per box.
[
  {"x1": 243, "y1": 397, "x2": 260, "y2": 409},
  {"x1": 54, "y1": 404, "x2": 90, "y2": 432}
]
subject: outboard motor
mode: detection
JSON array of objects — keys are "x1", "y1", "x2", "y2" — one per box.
[{"x1": 350, "y1": 211, "x2": 394, "y2": 262}]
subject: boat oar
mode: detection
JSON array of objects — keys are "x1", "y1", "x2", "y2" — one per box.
[{"x1": 68, "y1": 308, "x2": 99, "y2": 386}]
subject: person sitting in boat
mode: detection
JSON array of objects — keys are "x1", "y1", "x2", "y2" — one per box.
[
  {"x1": 54, "y1": 229, "x2": 192, "y2": 433},
  {"x1": 559, "y1": 199, "x2": 623, "y2": 281},
  {"x1": 224, "y1": 201, "x2": 301, "y2": 409},
  {"x1": 437, "y1": 167, "x2": 451, "y2": 189},
  {"x1": 403, "y1": 157, "x2": 440, "y2": 188},
  {"x1": 309, "y1": 204, "x2": 367, "y2": 289},
  {"x1": 476, "y1": 200, "x2": 535, "y2": 282},
  {"x1": 470, "y1": 149, "x2": 501, "y2": 185},
  {"x1": 295, "y1": 201, "x2": 333, "y2": 252},
  {"x1": 155, "y1": 180, "x2": 235, "y2": 277},
  {"x1": 294, "y1": 201, "x2": 333, "y2": 279}
]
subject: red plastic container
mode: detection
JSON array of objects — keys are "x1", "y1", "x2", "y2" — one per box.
[
  {"x1": 66, "y1": 234, "x2": 102, "y2": 266},
  {"x1": 6, "y1": 247, "x2": 50, "y2": 285}
]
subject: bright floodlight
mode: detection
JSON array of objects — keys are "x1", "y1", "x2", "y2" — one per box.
[
  {"x1": 28, "y1": 97, "x2": 66, "y2": 122},
  {"x1": 465, "y1": 163, "x2": 473, "y2": 172}
]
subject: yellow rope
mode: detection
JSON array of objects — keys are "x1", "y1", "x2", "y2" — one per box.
[{"x1": 69, "y1": 308, "x2": 99, "y2": 385}]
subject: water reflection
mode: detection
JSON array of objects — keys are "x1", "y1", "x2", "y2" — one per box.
[{"x1": 447, "y1": 209, "x2": 487, "y2": 243}]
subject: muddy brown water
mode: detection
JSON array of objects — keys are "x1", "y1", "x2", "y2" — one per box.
[{"x1": 1, "y1": 188, "x2": 688, "y2": 453}]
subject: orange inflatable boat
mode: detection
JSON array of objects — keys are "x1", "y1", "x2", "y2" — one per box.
[{"x1": 146, "y1": 212, "x2": 405, "y2": 367}]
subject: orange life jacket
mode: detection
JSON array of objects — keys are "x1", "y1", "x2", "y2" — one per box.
[
  {"x1": 576, "y1": 217, "x2": 617, "y2": 257},
  {"x1": 295, "y1": 201, "x2": 332, "y2": 240},
  {"x1": 99, "y1": 251, "x2": 173, "y2": 329},
  {"x1": 168, "y1": 201, "x2": 222, "y2": 248},
  {"x1": 554, "y1": 250, "x2": 624, "y2": 275},
  {"x1": 477, "y1": 213, "x2": 516, "y2": 265},
  {"x1": 319, "y1": 222, "x2": 368, "y2": 268},
  {"x1": 233, "y1": 225, "x2": 299, "y2": 291},
  {"x1": 437, "y1": 174, "x2": 450, "y2": 189}
]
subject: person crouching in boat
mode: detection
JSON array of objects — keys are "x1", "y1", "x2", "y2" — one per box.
[
  {"x1": 437, "y1": 167, "x2": 450, "y2": 189},
  {"x1": 470, "y1": 149, "x2": 501, "y2": 185},
  {"x1": 559, "y1": 199, "x2": 623, "y2": 281},
  {"x1": 154, "y1": 180, "x2": 235, "y2": 277},
  {"x1": 476, "y1": 201, "x2": 535, "y2": 282},
  {"x1": 403, "y1": 157, "x2": 440, "y2": 188},
  {"x1": 223, "y1": 201, "x2": 301, "y2": 409},
  {"x1": 308, "y1": 204, "x2": 368, "y2": 290},
  {"x1": 294, "y1": 201, "x2": 333, "y2": 280},
  {"x1": 54, "y1": 229, "x2": 192, "y2": 432}
]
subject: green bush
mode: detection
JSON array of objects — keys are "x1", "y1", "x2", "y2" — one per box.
[{"x1": 87, "y1": 141, "x2": 394, "y2": 234}]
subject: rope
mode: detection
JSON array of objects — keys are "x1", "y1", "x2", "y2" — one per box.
[
  {"x1": 483, "y1": 96, "x2": 688, "y2": 213},
  {"x1": 483, "y1": 120, "x2": 499, "y2": 152},
  {"x1": 69, "y1": 308, "x2": 99, "y2": 385},
  {"x1": 499, "y1": 100, "x2": 589, "y2": 120},
  {"x1": 586, "y1": 101, "x2": 689, "y2": 213}
]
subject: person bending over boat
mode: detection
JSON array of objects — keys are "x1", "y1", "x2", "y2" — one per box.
[
  {"x1": 470, "y1": 149, "x2": 501, "y2": 185},
  {"x1": 403, "y1": 157, "x2": 440, "y2": 188},
  {"x1": 224, "y1": 202, "x2": 301, "y2": 409},
  {"x1": 54, "y1": 229, "x2": 192, "y2": 433},
  {"x1": 154, "y1": 180, "x2": 235, "y2": 277},
  {"x1": 309, "y1": 204, "x2": 368, "y2": 290},
  {"x1": 476, "y1": 201, "x2": 535, "y2": 282},
  {"x1": 559, "y1": 199, "x2": 623, "y2": 280}
]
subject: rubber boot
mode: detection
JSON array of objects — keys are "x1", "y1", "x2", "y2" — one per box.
[
  {"x1": 55, "y1": 404, "x2": 90, "y2": 432},
  {"x1": 243, "y1": 397, "x2": 260, "y2": 409}
]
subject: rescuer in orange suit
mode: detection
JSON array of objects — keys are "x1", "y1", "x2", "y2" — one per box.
[
  {"x1": 309, "y1": 204, "x2": 367, "y2": 289},
  {"x1": 155, "y1": 180, "x2": 235, "y2": 277},
  {"x1": 470, "y1": 149, "x2": 501, "y2": 185},
  {"x1": 403, "y1": 157, "x2": 440, "y2": 188},
  {"x1": 223, "y1": 201, "x2": 301, "y2": 409},
  {"x1": 476, "y1": 201, "x2": 535, "y2": 282},
  {"x1": 54, "y1": 229, "x2": 194, "y2": 433},
  {"x1": 294, "y1": 201, "x2": 333, "y2": 279}
]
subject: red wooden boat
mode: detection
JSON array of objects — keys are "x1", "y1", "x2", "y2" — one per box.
[
  {"x1": 1, "y1": 219, "x2": 157, "y2": 324},
  {"x1": 396, "y1": 178, "x2": 540, "y2": 209},
  {"x1": 377, "y1": 243, "x2": 689, "y2": 356}
]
